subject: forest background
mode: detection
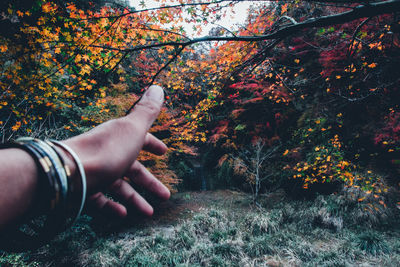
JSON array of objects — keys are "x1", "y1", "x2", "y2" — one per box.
[{"x1": 1, "y1": 0, "x2": 400, "y2": 265}]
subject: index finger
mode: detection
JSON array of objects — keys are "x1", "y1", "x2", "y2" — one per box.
[{"x1": 126, "y1": 85, "x2": 164, "y2": 133}]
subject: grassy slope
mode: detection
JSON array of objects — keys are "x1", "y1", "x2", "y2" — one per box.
[{"x1": 1, "y1": 190, "x2": 400, "y2": 266}]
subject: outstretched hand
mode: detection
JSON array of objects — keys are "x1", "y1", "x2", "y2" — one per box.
[{"x1": 62, "y1": 85, "x2": 170, "y2": 218}]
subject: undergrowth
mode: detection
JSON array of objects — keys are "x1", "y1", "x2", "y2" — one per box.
[{"x1": 1, "y1": 190, "x2": 400, "y2": 266}]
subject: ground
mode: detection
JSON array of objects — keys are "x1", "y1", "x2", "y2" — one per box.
[{"x1": 1, "y1": 190, "x2": 400, "y2": 266}]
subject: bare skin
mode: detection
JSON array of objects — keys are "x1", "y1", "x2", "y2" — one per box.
[{"x1": 0, "y1": 85, "x2": 170, "y2": 229}]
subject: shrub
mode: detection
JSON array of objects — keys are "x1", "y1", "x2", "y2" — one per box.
[
  {"x1": 312, "y1": 207, "x2": 343, "y2": 232},
  {"x1": 242, "y1": 213, "x2": 278, "y2": 236},
  {"x1": 210, "y1": 255, "x2": 228, "y2": 267},
  {"x1": 283, "y1": 117, "x2": 389, "y2": 199},
  {"x1": 355, "y1": 231, "x2": 390, "y2": 255},
  {"x1": 0, "y1": 253, "x2": 39, "y2": 267},
  {"x1": 174, "y1": 227, "x2": 195, "y2": 249},
  {"x1": 244, "y1": 235, "x2": 274, "y2": 257},
  {"x1": 214, "y1": 242, "x2": 241, "y2": 259},
  {"x1": 210, "y1": 231, "x2": 228, "y2": 243}
]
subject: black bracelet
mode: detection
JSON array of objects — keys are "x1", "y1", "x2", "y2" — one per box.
[
  {"x1": 0, "y1": 138, "x2": 80, "y2": 252},
  {"x1": 22, "y1": 138, "x2": 68, "y2": 213},
  {"x1": 0, "y1": 141, "x2": 60, "y2": 251}
]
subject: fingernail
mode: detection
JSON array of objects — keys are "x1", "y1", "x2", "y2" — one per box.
[{"x1": 144, "y1": 85, "x2": 164, "y2": 103}]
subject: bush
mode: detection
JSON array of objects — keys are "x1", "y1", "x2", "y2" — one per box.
[
  {"x1": 242, "y1": 213, "x2": 278, "y2": 236},
  {"x1": 174, "y1": 227, "x2": 195, "y2": 249},
  {"x1": 244, "y1": 235, "x2": 274, "y2": 257},
  {"x1": 214, "y1": 242, "x2": 241, "y2": 259},
  {"x1": 355, "y1": 231, "x2": 390, "y2": 255},
  {"x1": 0, "y1": 253, "x2": 39, "y2": 267}
]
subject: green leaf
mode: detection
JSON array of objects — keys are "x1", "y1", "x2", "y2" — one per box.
[{"x1": 234, "y1": 124, "x2": 246, "y2": 131}]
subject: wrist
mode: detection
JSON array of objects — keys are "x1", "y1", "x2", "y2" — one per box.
[
  {"x1": 61, "y1": 139, "x2": 94, "y2": 192},
  {"x1": 0, "y1": 148, "x2": 39, "y2": 228}
]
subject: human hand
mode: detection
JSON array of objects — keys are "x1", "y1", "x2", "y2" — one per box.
[{"x1": 62, "y1": 85, "x2": 170, "y2": 218}]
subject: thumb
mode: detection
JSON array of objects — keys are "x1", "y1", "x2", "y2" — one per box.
[{"x1": 127, "y1": 85, "x2": 164, "y2": 131}]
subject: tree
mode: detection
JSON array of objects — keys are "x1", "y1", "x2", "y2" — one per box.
[
  {"x1": 1, "y1": 0, "x2": 399, "y2": 194},
  {"x1": 232, "y1": 139, "x2": 280, "y2": 204}
]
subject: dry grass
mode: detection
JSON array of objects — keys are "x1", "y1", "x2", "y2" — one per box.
[{"x1": 1, "y1": 190, "x2": 400, "y2": 266}]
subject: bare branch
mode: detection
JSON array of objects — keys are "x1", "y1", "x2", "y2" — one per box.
[
  {"x1": 149, "y1": 46, "x2": 185, "y2": 86},
  {"x1": 347, "y1": 17, "x2": 371, "y2": 58},
  {"x1": 91, "y1": 0, "x2": 400, "y2": 53},
  {"x1": 279, "y1": 15, "x2": 298, "y2": 25},
  {"x1": 77, "y1": 0, "x2": 247, "y2": 21}
]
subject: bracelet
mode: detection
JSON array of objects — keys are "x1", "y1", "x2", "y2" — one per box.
[
  {"x1": 0, "y1": 140, "x2": 64, "y2": 251},
  {"x1": 18, "y1": 138, "x2": 69, "y2": 212},
  {"x1": 0, "y1": 141, "x2": 55, "y2": 212},
  {"x1": 49, "y1": 140, "x2": 87, "y2": 227},
  {"x1": 0, "y1": 138, "x2": 87, "y2": 252}
]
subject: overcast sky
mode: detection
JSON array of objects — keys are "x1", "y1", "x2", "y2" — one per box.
[{"x1": 129, "y1": 0, "x2": 253, "y2": 37}]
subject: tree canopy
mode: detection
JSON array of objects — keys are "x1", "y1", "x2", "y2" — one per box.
[{"x1": 1, "y1": 0, "x2": 399, "y2": 201}]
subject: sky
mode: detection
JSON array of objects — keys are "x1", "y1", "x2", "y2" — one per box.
[{"x1": 128, "y1": 0, "x2": 253, "y2": 37}]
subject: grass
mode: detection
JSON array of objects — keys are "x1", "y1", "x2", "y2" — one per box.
[{"x1": 1, "y1": 190, "x2": 400, "y2": 266}]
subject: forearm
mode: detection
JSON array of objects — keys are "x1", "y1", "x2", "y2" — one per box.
[
  {"x1": 0, "y1": 148, "x2": 39, "y2": 229},
  {"x1": 0, "y1": 86, "x2": 168, "y2": 230}
]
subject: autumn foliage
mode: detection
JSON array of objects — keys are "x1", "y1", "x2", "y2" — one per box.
[{"x1": 1, "y1": 0, "x2": 400, "y2": 200}]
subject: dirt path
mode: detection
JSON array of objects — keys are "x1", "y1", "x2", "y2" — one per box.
[{"x1": 126, "y1": 190, "x2": 253, "y2": 227}]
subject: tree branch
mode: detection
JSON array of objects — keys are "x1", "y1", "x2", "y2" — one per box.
[
  {"x1": 92, "y1": 0, "x2": 400, "y2": 53},
  {"x1": 149, "y1": 46, "x2": 185, "y2": 86}
]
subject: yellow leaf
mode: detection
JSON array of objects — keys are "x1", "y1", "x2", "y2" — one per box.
[
  {"x1": 12, "y1": 121, "x2": 21, "y2": 131},
  {"x1": 75, "y1": 54, "x2": 82, "y2": 63},
  {"x1": 281, "y1": 4, "x2": 288, "y2": 14},
  {"x1": 79, "y1": 65, "x2": 91, "y2": 76}
]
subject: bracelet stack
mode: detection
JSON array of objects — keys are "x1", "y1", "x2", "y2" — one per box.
[{"x1": 0, "y1": 138, "x2": 87, "y2": 252}]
